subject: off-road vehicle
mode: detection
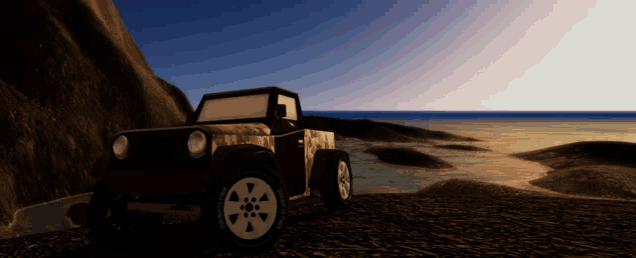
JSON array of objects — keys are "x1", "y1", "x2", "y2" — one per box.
[{"x1": 88, "y1": 86, "x2": 353, "y2": 254}]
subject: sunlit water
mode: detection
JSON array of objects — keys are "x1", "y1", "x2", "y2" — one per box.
[{"x1": 337, "y1": 120, "x2": 636, "y2": 195}]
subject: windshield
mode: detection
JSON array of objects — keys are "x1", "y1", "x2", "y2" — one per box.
[{"x1": 197, "y1": 93, "x2": 269, "y2": 122}]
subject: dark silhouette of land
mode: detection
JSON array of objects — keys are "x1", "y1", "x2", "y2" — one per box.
[
  {"x1": 434, "y1": 144, "x2": 492, "y2": 151},
  {"x1": 303, "y1": 115, "x2": 480, "y2": 142},
  {"x1": 511, "y1": 141, "x2": 636, "y2": 200},
  {"x1": 363, "y1": 146, "x2": 454, "y2": 169}
]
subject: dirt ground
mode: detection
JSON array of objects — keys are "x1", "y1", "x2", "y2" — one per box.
[{"x1": 1, "y1": 193, "x2": 634, "y2": 257}]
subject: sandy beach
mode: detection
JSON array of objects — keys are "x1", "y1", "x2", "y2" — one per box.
[
  {"x1": 5, "y1": 118, "x2": 636, "y2": 238},
  {"x1": 355, "y1": 119, "x2": 636, "y2": 200},
  {"x1": 2, "y1": 117, "x2": 636, "y2": 256}
]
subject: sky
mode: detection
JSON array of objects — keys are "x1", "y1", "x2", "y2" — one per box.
[{"x1": 113, "y1": 0, "x2": 635, "y2": 111}]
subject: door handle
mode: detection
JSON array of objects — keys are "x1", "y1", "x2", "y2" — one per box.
[{"x1": 298, "y1": 139, "x2": 304, "y2": 147}]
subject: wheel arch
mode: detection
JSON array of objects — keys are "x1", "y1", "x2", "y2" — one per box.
[
  {"x1": 308, "y1": 149, "x2": 350, "y2": 190},
  {"x1": 208, "y1": 144, "x2": 285, "y2": 190}
]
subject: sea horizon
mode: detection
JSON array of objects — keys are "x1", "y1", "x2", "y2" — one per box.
[
  {"x1": 302, "y1": 110, "x2": 636, "y2": 121},
  {"x1": 303, "y1": 110, "x2": 636, "y2": 112}
]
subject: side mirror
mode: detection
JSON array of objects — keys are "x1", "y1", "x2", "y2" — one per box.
[{"x1": 275, "y1": 104, "x2": 287, "y2": 118}]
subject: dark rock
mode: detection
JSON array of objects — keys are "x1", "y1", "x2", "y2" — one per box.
[
  {"x1": 156, "y1": 76, "x2": 195, "y2": 116},
  {"x1": 0, "y1": 0, "x2": 188, "y2": 227},
  {"x1": 363, "y1": 146, "x2": 453, "y2": 169}
]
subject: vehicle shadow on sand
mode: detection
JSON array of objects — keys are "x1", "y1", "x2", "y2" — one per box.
[
  {"x1": 49, "y1": 198, "x2": 336, "y2": 257},
  {"x1": 48, "y1": 220, "x2": 276, "y2": 258}
]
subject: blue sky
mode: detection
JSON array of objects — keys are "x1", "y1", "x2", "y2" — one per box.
[{"x1": 114, "y1": 0, "x2": 635, "y2": 111}]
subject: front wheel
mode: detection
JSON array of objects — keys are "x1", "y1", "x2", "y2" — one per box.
[
  {"x1": 321, "y1": 153, "x2": 353, "y2": 210},
  {"x1": 203, "y1": 169, "x2": 288, "y2": 254},
  {"x1": 87, "y1": 186, "x2": 163, "y2": 250}
]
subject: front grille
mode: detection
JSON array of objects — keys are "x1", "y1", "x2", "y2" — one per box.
[
  {"x1": 108, "y1": 128, "x2": 211, "y2": 172},
  {"x1": 138, "y1": 137, "x2": 180, "y2": 162}
]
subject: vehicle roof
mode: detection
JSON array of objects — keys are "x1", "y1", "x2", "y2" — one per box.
[
  {"x1": 190, "y1": 86, "x2": 304, "y2": 127},
  {"x1": 201, "y1": 86, "x2": 298, "y2": 100}
]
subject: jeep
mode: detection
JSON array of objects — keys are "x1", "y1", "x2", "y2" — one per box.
[{"x1": 87, "y1": 86, "x2": 353, "y2": 254}]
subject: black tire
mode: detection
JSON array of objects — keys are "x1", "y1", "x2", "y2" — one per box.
[
  {"x1": 321, "y1": 152, "x2": 353, "y2": 210},
  {"x1": 202, "y1": 168, "x2": 288, "y2": 255},
  {"x1": 87, "y1": 186, "x2": 163, "y2": 251}
]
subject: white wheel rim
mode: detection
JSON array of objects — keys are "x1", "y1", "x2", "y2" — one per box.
[
  {"x1": 337, "y1": 161, "x2": 351, "y2": 200},
  {"x1": 223, "y1": 177, "x2": 278, "y2": 240}
]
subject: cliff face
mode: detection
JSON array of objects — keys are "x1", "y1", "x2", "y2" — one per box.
[{"x1": 0, "y1": 0, "x2": 192, "y2": 226}]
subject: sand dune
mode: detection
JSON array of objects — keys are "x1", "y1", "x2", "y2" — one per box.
[
  {"x1": 363, "y1": 146, "x2": 454, "y2": 169},
  {"x1": 511, "y1": 141, "x2": 636, "y2": 201},
  {"x1": 417, "y1": 178, "x2": 566, "y2": 198},
  {"x1": 416, "y1": 177, "x2": 636, "y2": 202},
  {"x1": 511, "y1": 141, "x2": 636, "y2": 170},
  {"x1": 434, "y1": 144, "x2": 491, "y2": 152},
  {"x1": 529, "y1": 165, "x2": 636, "y2": 200},
  {"x1": 362, "y1": 140, "x2": 636, "y2": 202}
]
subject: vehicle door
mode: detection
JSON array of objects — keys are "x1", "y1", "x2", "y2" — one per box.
[{"x1": 273, "y1": 94, "x2": 306, "y2": 197}]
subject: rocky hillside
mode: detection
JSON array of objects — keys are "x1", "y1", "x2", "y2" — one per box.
[{"x1": 0, "y1": 0, "x2": 192, "y2": 227}]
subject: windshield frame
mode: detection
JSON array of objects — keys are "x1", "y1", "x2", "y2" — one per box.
[
  {"x1": 196, "y1": 93, "x2": 270, "y2": 123},
  {"x1": 191, "y1": 86, "x2": 304, "y2": 130},
  {"x1": 192, "y1": 88, "x2": 275, "y2": 127}
]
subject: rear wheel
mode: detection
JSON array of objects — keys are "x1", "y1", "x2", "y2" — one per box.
[
  {"x1": 321, "y1": 153, "x2": 353, "y2": 210},
  {"x1": 203, "y1": 169, "x2": 288, "y2": 254}
]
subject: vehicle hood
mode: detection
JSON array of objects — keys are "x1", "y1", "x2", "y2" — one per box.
[
  {"x1": 196, "y1": 123, "x2": 271, "y2": 136},
  {"x1": 120, "y1": 122, "x2": 271, "y2": 136}
]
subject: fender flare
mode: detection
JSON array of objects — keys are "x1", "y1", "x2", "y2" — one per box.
[
  {"x1": 308, "y1": 149, "x2": 350, "y2": 190},
  {"x1": 207, "y1": 144, "x2": 284, "y2": 191}
]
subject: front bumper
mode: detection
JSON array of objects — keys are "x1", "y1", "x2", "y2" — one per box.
[
  {"x1": 127, "y1": 202, "x2": 202, "y2": 216},
  {"x1": 108, "y1": 191, "x2": 210, "y2": 216},
  {"x1": 102, "y1": 170, "x2": 210, "y2": 193}
]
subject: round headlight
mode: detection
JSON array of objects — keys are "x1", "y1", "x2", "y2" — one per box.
[
  {"x1": 188, "y1": 131, "x2": 207, "y2": 157},
  {"x1": 112, "y1": 135, "x2": 128, "y2": 159}
]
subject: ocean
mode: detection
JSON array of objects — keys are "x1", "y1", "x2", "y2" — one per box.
[
  {"x1": 304, "y1": 111, "x2": 636, "y2": 153},
  {"x1": 303, "y1": 111, "x2": 636, "y2": 121},
  {"x1": 304, "y1": 111, "x2": 636, "y2": 195}
]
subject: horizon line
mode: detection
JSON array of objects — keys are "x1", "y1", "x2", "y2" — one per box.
[{"x1": 302, "y1": 110, "x2": 636, "y2": 112}]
